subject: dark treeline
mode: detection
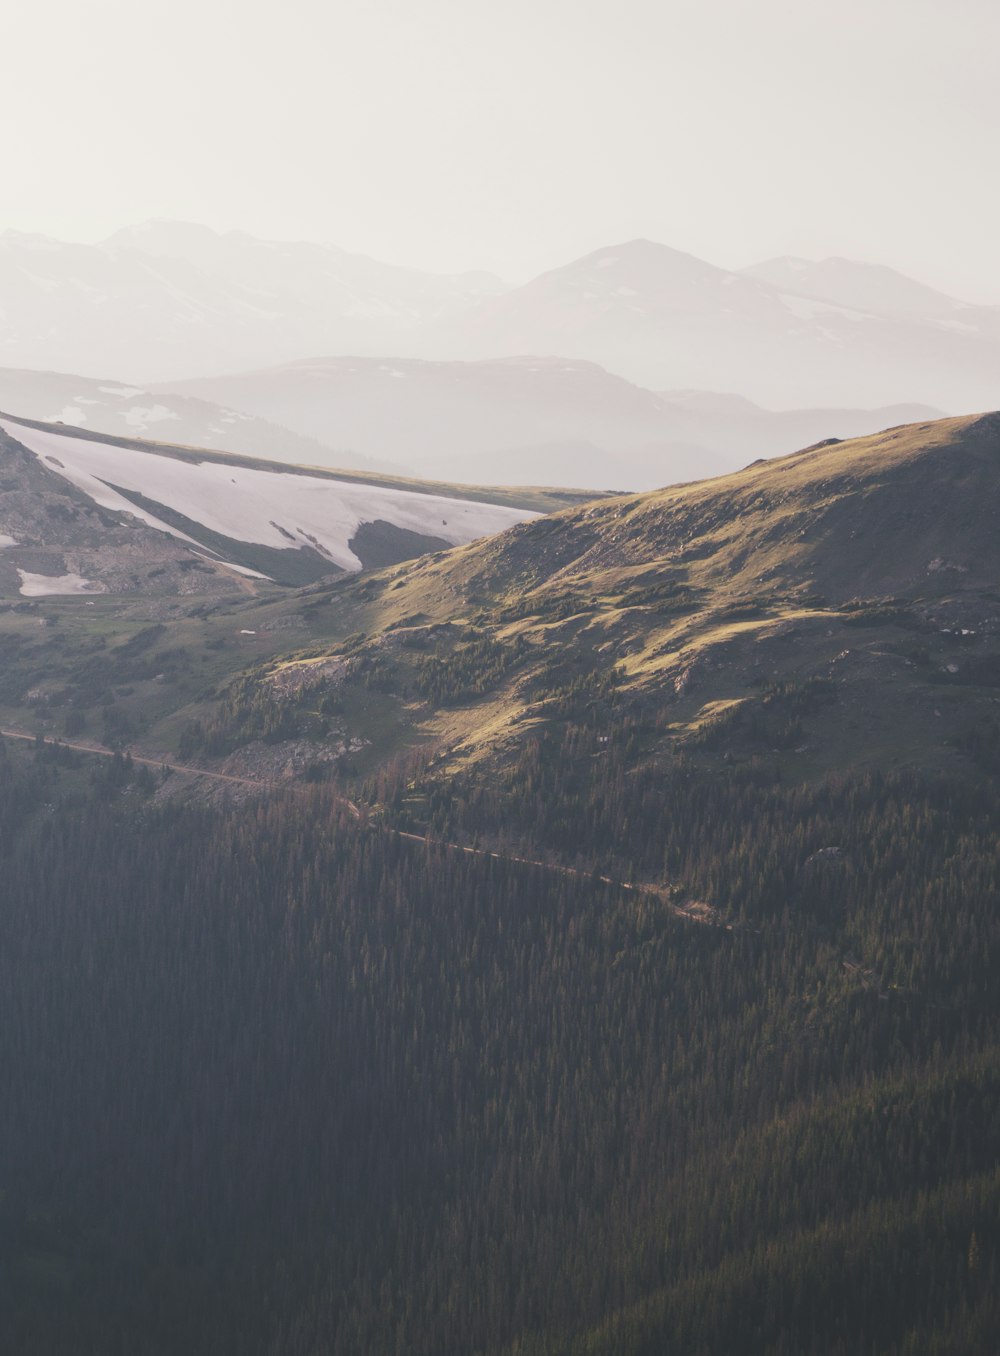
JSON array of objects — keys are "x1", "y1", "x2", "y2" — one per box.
[{"x1": 0, "y1": 731, "x2": 999, "y2": 1354}]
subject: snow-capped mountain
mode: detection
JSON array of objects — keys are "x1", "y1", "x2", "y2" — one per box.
[
  {"x1": 167, "y1": 354, "x2": 940, "y2": 490},
  {"x1": 428, "y1": 240, "x2": 1000, "y2": 410},
  {"x1": 0, "y1": 222, "x2": 504, "y2": 383},
  {"x1": 0, "y1": 367, "x2": 380, "y2": 470}
]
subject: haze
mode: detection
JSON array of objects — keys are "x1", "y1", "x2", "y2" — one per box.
[{"x1": 3, "y1": 0, "x2": 998, "y2": 300}]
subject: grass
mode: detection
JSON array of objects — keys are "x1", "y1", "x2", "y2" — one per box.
[{"x1": 1, "y1": 411, "x2": 998, "y2": 791}]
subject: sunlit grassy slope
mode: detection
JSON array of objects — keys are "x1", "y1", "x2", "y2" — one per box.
[{"x1": 3, "y1": 411, "x2": 999, "y2": 787}]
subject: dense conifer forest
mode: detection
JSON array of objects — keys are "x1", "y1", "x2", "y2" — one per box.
[{"x1": 1, "y1": 723, "x2": 998, "y2": 1354}]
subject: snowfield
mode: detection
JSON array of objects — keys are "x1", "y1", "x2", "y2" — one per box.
[
  {"x1": 0, "y1": 420, "x2": 537, "y2": 573},
  {"x1": 18, "y1": 570, "x2": 104, "y2": 597}
]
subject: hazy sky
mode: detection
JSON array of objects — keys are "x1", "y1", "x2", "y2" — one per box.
[{"x1": 3, "y1": 0, "x2": 998, "y2": 298}]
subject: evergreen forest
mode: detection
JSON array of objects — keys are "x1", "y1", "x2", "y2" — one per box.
[{"x1": 1, "y1": 724, "x2": 998, "y2": 1355}]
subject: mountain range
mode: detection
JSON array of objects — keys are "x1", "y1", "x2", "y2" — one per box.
[
  {"x1": 0, "y1": 359, "x2": 938, "y2": 492},
  {"x1": 3, "y1": 222, "x2": 998, "y2": 413},
  {"x1": 0, "y1": 366, "x2": 380, "y2": 471},
  {"x1": 432, "y1": 240, "x2": 1000, "y2": 409},
  {"x1": 166, "y1": 355, "x2": 940, "y2": 489},
  {"x1": 0, "y1": 221, "x2": 502, "y2": 383}
]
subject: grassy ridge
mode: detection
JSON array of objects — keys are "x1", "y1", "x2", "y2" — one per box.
[{"x1": 0, "y1": 410, "x2": 609, "y2": 513}]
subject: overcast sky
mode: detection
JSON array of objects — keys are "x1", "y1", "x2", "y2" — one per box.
[{"x1": 3, "y1": 0, "x2": 997, "y2": 298}]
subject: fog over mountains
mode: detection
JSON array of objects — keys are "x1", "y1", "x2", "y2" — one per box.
[
  {"x1": 3, "y1": 222, "x2": 998, "y2": 414},
  {"x1": 0, "y1": 366, "x2": 379, "y2": 471},
  {"x1": 433, "y1": 240, "x2": 1000, "y2": 409},
  {"x1": 0, "y1": 221, "x2": 503, "y2": 383},
  {"x1": 2, "y1": 220, "x2": 995, "y2": 489},
  {"x1": 0, "y1": 358, "x2": 937, "y2": 493},
  {"x1": 166, "y1": 356, "x2": 937, "y2": 490}
]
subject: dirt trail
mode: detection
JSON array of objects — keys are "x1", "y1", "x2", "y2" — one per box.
[
  {"x1": 1, "y1": 728, "x2": 289, "y2": 792},
  {"x1": 1, "y1": 728, "x2": 725, "y2": 927}
]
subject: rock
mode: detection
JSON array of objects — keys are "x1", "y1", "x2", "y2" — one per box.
[{"x1": 804, "y1": 846, "x2": 845, "y2": 867}]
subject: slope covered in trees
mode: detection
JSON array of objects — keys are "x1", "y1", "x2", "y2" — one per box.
[{"x1": 1, "y1": 735, "x2": 999, "y2": 1354}]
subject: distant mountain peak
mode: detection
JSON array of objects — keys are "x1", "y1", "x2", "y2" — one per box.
[
  {"x1": 743, "y1": 254, "x2": 967, "y2": 317},
  {"x1": 559, "y1": 237, "x2": 723, "y2": 278}
]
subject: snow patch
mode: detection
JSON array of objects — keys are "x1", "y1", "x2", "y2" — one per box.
[
  {"x1": 0, "y1": 533, "x2": 19, "y2": 548},
  {"x1": 18, "y1": 570, "x2": 103, "y2": 597},
  {"x1": 121, "y1": 404, "x2": 181, "y2": 428},
  {"x1": 50, "y1": 405, "x2": 88, "y2": 425},
  {"x1": 99, "y1": 385, "x2": 143, "y2": 398}
]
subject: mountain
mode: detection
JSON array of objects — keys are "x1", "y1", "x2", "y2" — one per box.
[
  {"x1": 5, "y1": 402, "x2": 995, "y2": 779},
  {"x1": 166, "y1": 354, "x2": 939, "y2": 489},
  {"x1": 166, "y1": 354, "x2": 726, "y2": 488},
  {"x1": 3, "y1": 411, "x2": 1000, "y2": 1356},
  {"x1": 741, "y1": 254, "x2": 997, "y2": 324},
  {"x1": 0, "y1": 414, "x2": 555, "y2": 594},
  {"x1": 4, "y1": 224, "x2": 998, "y2": 412},
  {"x1": 4, "y1": 408, "x2": 995, "y2": 783},
  {"x1": 237, "y1": 409, "x2": 997, "y2": 786},
  {"x1": 431, "y1": 239, "x2": 1000, "y2": 410},
  {"x1": 0, "y1": 222, "x2": 504, "y2": 382},
  {"x1": 0, "y1": 366, "x2": 383, "y2": 471}
]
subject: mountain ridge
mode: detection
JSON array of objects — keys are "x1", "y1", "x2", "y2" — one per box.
[
  {"x1": 237, "y1": 409, "x2": 1000, "y2": 788},
  {"x1": 166, "y1": 354, "x2": 941, "y2": 489},
  {"x1": 0, "y1": 222, "x2": 504, "y2": 382},
  {"x1": 3, "y1": 223, "x2": 998, "y2": 411},
  {"x1": 4, "y1": 409, "x2": 997, "y2": 778},
  {"x1": 434, "y1": 238, "x2": 1000, "y2": 408},
  {"x1": 741, "y1": 254, "x2": 986, "y2": 318}
]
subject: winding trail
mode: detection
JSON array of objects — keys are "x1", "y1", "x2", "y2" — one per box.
[{"x1": 0, "y1": 727, "x2": 724, "y2": 927}]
